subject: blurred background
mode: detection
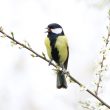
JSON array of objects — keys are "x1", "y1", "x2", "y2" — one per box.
[{"x1": 0, "y1": 0, "x2": 110, "y2": 110}]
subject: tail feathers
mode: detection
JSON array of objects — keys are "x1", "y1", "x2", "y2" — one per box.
[{"x1": 57, "y1": 71, "x2": 67, "y2": 89}]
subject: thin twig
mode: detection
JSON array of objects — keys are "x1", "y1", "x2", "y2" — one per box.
[
  {"x1": 95, "y1": 54, "x2": 105, "y2": 96},
  {"x1": 68, "y1": 73, "x2": 110, "y2": 109},
  {"x1": 0, "y1": 29, "x2": 57, "y2": 67},
  {"x1": 0, "y1": 29, "x2": 110, "y2": 109}
]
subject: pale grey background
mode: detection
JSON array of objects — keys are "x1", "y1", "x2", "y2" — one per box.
[{"x1": 0, "y1": 0, "x2": 110, "y2": 110}]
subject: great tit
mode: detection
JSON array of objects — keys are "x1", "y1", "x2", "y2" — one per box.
[{"x1": 45, "y1": 23, "x2": 69, "y2": 89}]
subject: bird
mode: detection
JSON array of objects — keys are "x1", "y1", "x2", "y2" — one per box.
[{"x1": 44, "y1": 23, "x2": 69, "y2": 89}]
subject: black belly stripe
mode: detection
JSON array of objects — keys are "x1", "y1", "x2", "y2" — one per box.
[
  {"x1": 51, "y1": 47, "x2": 59, "y2": 64},
  {"x1": 48, "y1": 33, "x2": 60, "y2": 64}
]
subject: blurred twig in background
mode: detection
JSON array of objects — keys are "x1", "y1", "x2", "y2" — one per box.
[
  {"x1": 95, "y1": 10, "x2": 110, "y2": 96},
  {"x1": 80, "y1": 10, "x2": 110, "y2": 110}
]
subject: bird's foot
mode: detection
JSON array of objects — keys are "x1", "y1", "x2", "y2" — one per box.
[
  {"x1": 60, "y1": 65, "x2": 67, "y2": 74},
  {"x1": 48, "y1": 59, "x2": 53, "y2": 66},
  {"x1": 62, "y1": 68, "x2": 67, "y2": 74}
]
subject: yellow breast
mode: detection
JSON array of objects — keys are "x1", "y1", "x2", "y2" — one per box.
[
  {"x1": 55, "y1": 36, "x2": 68, "y2": 64},
  {"x1": 44, "y1": 35, "x2": 68, "y2": 65}
]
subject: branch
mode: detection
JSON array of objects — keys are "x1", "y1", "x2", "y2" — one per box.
[
  {"x1": 0, "y1": 28, "x2": 110, "y2": 109},
  {"x1": 0, "y1": 28, "x2": 57, "y2": 67}
]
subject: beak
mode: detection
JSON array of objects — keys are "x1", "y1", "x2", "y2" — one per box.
[
  {"x1": 45, "y1": 27, "x2": 48, "y2": 33},
  {"x1": 45, "y1": 27, "x2": 51, "y2": 33}
]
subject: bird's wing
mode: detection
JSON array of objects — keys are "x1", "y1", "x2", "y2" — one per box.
[
  {"x1": 44, "y1": 36, "x2": 52, "y2": 59},
  {"x1": 55, "y1": 36, "x2": 69, "y2": 66}
]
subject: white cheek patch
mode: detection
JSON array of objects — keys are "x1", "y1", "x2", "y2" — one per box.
[{"x1": 51, "y1": 28, "x2": 62, "y2": 34}]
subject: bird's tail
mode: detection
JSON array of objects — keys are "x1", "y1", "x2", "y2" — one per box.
[{"x1": 57, "y1": 70, "x2": 67, "y2": 89}]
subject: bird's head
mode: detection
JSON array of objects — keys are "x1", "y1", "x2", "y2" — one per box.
[{"x1": 46, "y1": 23, "x2": 64, "y2": 35}]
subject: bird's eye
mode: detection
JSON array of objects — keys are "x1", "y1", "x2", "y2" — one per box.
[{"x1": 51, "y1": 28, "x2": 62, "y2": 34}]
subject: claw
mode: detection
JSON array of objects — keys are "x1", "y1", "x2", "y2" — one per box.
[
  {"x1": 62, "y1": 68, "x2": 67, "y2": 74},
  {"x1": 48, "y1": 59, "x2": 53, "y2": 66},
  {"x1": 61, "y1": 65, "x2": 67, "y2": 74}
]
